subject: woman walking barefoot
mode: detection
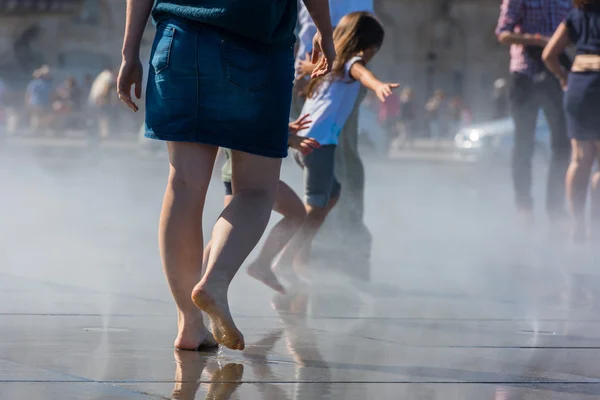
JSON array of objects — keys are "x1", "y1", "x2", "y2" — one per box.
[
  {"x1": 543, "y1": 0, "x2": 600, "y2": 243},
  {"x1": 117, "y1": 0, "x2": 334, "y2": 351}
]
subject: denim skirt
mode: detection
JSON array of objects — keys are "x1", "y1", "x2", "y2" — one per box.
[{"x1": 145, "y1": 18, "x2": 295, "y2": 158}]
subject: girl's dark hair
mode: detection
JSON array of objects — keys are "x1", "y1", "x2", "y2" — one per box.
[
  {"x1": 307, "y1": 12, "x2": 384, "y2": 98},
  {"x1": 574, "y1": 0, "x2": 600, "y2": 8}
]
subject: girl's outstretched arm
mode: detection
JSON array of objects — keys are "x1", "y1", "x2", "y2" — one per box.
[
  {"x1": 350, "y1": 62, "x2": 400, "y2": 102},
  {"x1": 117, "y1": 0, "x2": 153, "y2": 112}
]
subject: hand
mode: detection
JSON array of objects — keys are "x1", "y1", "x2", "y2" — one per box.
[
  {"x1": 534, "y1": 34, "x2": 551, "y2": 47},
  {"x1": 311, "y1": 31, "x2": 336, "y2": 78},
  {"x1": 374, "y1": 82, "x2": 401, "y2": 102},
  {"x1": 296, "y1": 53, "x2": 317, "y2": 80},
  {"x1": 288, "y1": 134, "x2": 320, "y2": 155},
  {"x1": 117, "y1": 57, "x2": 144, "y2": 112},
  {"x1": 288, "y1": 113, "x2": 312, "y2": 135}
]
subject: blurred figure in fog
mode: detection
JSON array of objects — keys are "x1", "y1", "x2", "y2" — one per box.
[
  {"x1": 377, "y1": 84, "x2": 401, "y2": 148},
  {"x1": 543, "y1": 0, "x2": 600, "y2": 243},
  {"x1": 496, "y1": 0, "x2": 571, "y2": 224},
  {"x1": 83, "y1": 73, "x2": 94, "y2": 93},
  {"x1": 53, "y1": 76, "x2": 84, "y2": 131},
  {"x1": 89, "y1": 68, "x2": 116, "y2": 139},
  {"x1": 448, "y1": 95, "x2": 472, "y2": 135},
  {"x1": 0, "y1": 78, "x2": 6, "y2": 128},
  {"x1": 492, "y1": 78, "x2": 509, "y2": 119},
  {"x1": 425, "y1": 90, "x2": 448, "y2": 140},
  {"x1": 25, "y1": 65, "x2": 54, "y2": 134},
  {"x1": 398, "y1": 86, "x2": 418, "y2": 147}
]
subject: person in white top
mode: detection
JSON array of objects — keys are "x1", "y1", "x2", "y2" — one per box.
[
  {"x1": 88, "y1": 68, "x2": 116, "y2": 139},
  {"x1": 274, "y1": 12, "x2": 399, "y2": 281}
]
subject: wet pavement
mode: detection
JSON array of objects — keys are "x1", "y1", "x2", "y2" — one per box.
[{"x1": 0, "y1": 148, "x2": 599, "y2": 399}]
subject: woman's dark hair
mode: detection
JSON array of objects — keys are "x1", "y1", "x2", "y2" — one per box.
[
  {"x1": 574, "y1": 0, "x2": 600, "y2": 8},
  {"x1": 307, "y1": 12, "x2": 384, "y2": 98}
]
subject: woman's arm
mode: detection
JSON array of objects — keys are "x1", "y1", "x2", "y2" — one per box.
[
  {"x1": 542, "y1": 22, "x2": 571, "y2": 88},
  {"x1": 121, "y1": 0, "x2": 153, "y2": 60},
  {"x1": 117, "y1": 0, "x2": 153, "y2": 112},
  {"x1": 350, "y1": 62, "x2": 400, "y2": 102},
  {"x1": 302, "y1": 0, "x2": 335, "y2": 77}
]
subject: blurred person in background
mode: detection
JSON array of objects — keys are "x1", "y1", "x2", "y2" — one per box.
[
  {"x1": 377, "y1": 83, "x2": 401, "y2": 148},
  {"x1": 53, "y1": 76, "x2": 83, "y2": 130},
  {"x1": 425, "y1": 90, "x2": 448, "y2": 141},
  {"x1": 492, "y1": 78, "x2": 509, "y2": 119},
  {"x1": 0, "y1": 78, "x2": 6, "y2": 129},
  {"x1": 399, "y1": 86, "x2": 418, "y2": 147},
  {"x1": 448, "y1": 95, "x2": 472, "y2": 135},
  {"x1": 83, "y1": 73, "x2": 95, "y2": 93},
  {"x1": 496, "y1": 0, "x2": 572, "y2": 224},
  {"x1": 25, "y1": 65, "x2": 54, "y2": 134},
  {"x1": 543, "y1": 0, "x2": 600, "y2": 243},
  {"x1": 88, "y1": 67, "x2": 116, "y2": 139}
]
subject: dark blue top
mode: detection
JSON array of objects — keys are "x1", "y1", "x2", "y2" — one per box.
[
  {"x1": 565, "y1": 7, "x2": 600, "y2": 55},
  {"x1": 153, "y1": 0, "x2": 298, "y2": 45}
]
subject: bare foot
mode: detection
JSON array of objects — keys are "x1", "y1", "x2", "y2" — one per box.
[
  {"x1": 247, "y1": 262, "x2": 285, "y2": 294},
  {"x1": 191, "y1": 284, "x2": 245, "y2": 350},
  {"x1": 205, "y1": 363, "x2": 244, "y2": 400},
  {"x1": 175, "y1": 312, "x2": 219, "y2": 351}
]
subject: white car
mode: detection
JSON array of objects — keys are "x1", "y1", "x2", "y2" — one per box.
[{"x1": 454, "y1": 112, "x2": 550, "y2": 162}]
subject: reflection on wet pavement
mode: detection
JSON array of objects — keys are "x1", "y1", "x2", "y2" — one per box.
[{"x1": 2, "y1": 154, "x2": 600, "y2": 398}]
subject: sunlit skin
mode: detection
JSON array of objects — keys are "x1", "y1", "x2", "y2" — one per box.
[{"x1": 117, "y1": 0, "x2": 335, "y2": 351}]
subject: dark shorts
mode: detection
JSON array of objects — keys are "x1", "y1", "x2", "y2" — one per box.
[
  {"x1": 145, "y1": 18, "x2": 295, "y2": 158},
  {"x1": 223, "y1": 181, "x2": 233, "y2": 196},
  {"x1": 564, "y1": 71, "x2": 600, "y2": 141},
  {"x1": 293, "y1": 145, "x2": 341, "y2": 208}
]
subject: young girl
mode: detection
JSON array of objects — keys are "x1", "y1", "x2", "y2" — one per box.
[
  {"x1": 203, "y1": 115, "x2": 319, "y2": 294},
  {"x1": 274, "y1": 11, "x2": 398, "y2": 279},
  {"x1": 543, "y1": 0, "x2": 600, "y2": 243}
]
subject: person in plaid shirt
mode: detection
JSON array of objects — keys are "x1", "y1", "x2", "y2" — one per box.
[{"x1": 496, "y1": 0, "x2": 572, "y2": 223}]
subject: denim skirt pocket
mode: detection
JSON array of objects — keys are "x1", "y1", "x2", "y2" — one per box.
[{"x1": 221, "y1": 39, "x2": 272, "y2": 91}]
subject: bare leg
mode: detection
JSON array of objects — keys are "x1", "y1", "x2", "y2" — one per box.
[
  {"x1": 202, "y1": 194, "x2": 233, "y2": 276},
  {"x1": 247, "y1": 181, "x2": 306, "y2": 293},
  {"x1": 590, "y1": 142, "x2": 600, "y2": 241},
  {"x1": 292, "y1": 195, "x2": 339, "y2": 277},
  {"x1": 160, "y1": 142, "x2": 218, "y2": 351},
  {"x1": 192, "y1": 151, "x2": 282, "y2": 350},
  {"x1": 275, "y1": 194, "x2": 339, "y2": 280},
  {"x1": 566, "y1": 139, "x2": 596, "y2": 243}
]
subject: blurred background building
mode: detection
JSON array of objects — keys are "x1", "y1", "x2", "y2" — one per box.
[{"x1": 0, "y1": 0, "x2": 507, "y2": 118}]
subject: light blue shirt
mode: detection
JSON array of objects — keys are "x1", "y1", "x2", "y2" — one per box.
[{"x1": 299, "y1": 56, "x2": 363, "y2": 146}]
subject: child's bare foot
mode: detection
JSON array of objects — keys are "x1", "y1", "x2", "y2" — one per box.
[
  {"x1": 191, "y1": 283, "x2": 245, "y2": 350},
  {"x1": 205, "y1": 363, "x2": 244, "y2": 400},
  {"x1": 247, "y1": 262, "x2": 285, "y2": 294},
  {"x1": 175, "y1": 312, "x2": 219, "y2": 351}
]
